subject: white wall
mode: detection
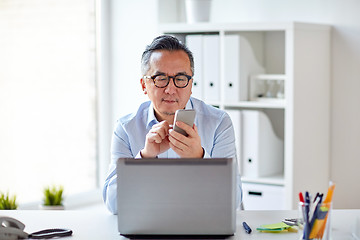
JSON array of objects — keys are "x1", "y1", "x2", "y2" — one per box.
[
  {"x1": 97, "y1": 0, "x2": 160, "y2": 185},
  {"x1": 109, "y1": 0, "x2": 360, "y2": 208},
  {"x1": 109, "y1": 0, "x2": 159, "y2": 122}
]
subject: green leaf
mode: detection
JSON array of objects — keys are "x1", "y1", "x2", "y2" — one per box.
[
  {"x1": 43, "y1": 185, "x2": 64, "y2": 206},
  {"x1": 0, "y1": 192, "x2": 18, "y2": 210}
]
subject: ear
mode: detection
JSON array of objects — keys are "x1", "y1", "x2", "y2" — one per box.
[
  {"x1": 189, "y1": 78, "x2": 193, "y2": 95},
  {"x1": 140, "y1": 78, "x2": 147, "y2": 94}
]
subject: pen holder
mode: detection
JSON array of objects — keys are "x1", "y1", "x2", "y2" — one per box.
[{"x1": 298, "y1": 201, "x2": 332, "y2": 240}]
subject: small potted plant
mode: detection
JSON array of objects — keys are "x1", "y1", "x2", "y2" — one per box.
[
  {"x1": 40, "y1": 185, "x2": 65, "y2": 210},
  {"x1": 0, "y1": 192, "x2": 18, "y2": 210}
]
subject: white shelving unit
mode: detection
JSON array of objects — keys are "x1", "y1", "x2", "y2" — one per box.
[{"x1": 159, "y1": 22, "x2": 330, "y2": 210}]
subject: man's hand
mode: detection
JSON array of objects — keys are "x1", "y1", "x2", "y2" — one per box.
[
  {"x1": 140, "y1": 121, "x2": 171, "y2": 158},
  {"x1": 168, "y1": 121, "x2": 204, "y2": 158}
]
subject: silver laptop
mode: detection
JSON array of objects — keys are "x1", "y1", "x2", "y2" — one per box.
[{"x1": 116, "y1": 158, "x2": 236, "y2": 236}]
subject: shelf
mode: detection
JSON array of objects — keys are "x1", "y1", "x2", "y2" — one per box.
[
  {"x1": 241, "y1": 174, "x2": 285, "y2": 186},
  {"x1": 161, "y1": 21, "x2": 331, "y2": 210},
  {"x1": 223, "y1": 100, "x2": 286, "y2": 109},
  {"x1": 159, "y1": 22, "x2": 331, "y2": 34},
  {"x1": 251, "y1": 74, "x2": 286, "y2": 81}
]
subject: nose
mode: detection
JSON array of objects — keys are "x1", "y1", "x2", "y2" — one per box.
[{"x1": 164, "y1": 78, "x2": 177, "y2": 94}]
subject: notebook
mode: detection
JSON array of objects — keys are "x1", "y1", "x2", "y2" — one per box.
[{"x1": 116, "y1": 158, "x2": 237, "y2": 237}]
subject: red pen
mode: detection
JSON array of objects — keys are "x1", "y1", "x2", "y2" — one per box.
[{"x1": 299, "y1": 192, "x2": 305, "y2": 203}]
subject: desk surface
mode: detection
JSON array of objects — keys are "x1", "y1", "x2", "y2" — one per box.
[{"x1": 1, "y1": 209, "x2": 359, "y2": 239}]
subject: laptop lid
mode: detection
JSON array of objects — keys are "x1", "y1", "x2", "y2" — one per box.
[{"x1": 116, "y1": 158, "x2": 236, "y2": 236}]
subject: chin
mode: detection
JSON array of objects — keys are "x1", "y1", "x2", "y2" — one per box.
[
  {"x1": 160, "y1": 106, "x2": 178, "y2": 115},
  {"x1": 162, "y1": 109, "x2": 176, "y2": 115}
]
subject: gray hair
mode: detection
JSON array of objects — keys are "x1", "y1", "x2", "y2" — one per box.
[{"x1": 141, "y1": 35, "x2": 194, "y2": 76}]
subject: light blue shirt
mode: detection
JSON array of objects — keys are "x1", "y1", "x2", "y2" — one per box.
[{"x1": 103, "y1": 97, "x2": 243, "y2": 214}]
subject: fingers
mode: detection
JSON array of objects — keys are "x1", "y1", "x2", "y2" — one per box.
[
  {"x1": 168, "y1": 130, "x2": 187, "y2": 149},
  {"x1": 173, "y1": 121, "x2": 197, "y2": 137},
  {"x1": 169, "y1": 121, "x2": 197, "y2": 142},
  {"x1": 143, "y1": 121, "x2": 202, "y2": 158},
  {"x1": 149, "y1": 121, "x2": 170, "y2": 142},
  {"x1": 168, "y1": 122, "x2": 203, "y2": 158},
  {"x1": 147, "y1": 131, "x2": 163, "y2": 144},
  {"x1": 142, "y1": 121, "x2": 171, "y2": 158}
]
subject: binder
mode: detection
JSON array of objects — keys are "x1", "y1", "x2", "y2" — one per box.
[
  {"x1": 224, "y1": 35, "x2": 240, "y2": 102},
  {"x1": 186, "y1": 35, "x2": 203, "y2": 100},
  {"x1": 241, "y1": 110, "x2": 284, "y2": 178},
  {"x1": 224, "y1": 35, "x2": 265, "y2": 102},
  {"x1": 203, "y1": 35, "x2": 220, "y2": 102}
]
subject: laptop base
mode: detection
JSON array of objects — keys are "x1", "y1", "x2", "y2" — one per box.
[{"x1": 120, "y1": 234, "x2": 234, "y2": 239}]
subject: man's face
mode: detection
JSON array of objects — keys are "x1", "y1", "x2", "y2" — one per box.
[{"x1": 141, "y1": 50, "x2": 193, "y2": 122}]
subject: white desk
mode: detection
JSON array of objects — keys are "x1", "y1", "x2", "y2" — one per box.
[{"x1": 1, "y1": 209, "x2": 359, "y2": 239}]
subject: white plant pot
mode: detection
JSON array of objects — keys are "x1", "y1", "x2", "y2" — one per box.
[
  {"x1": 185, "y1": 0, "x2": 212, "y2": 23},
  {"x1": 40, "y1": 204, "x2": 65, "y2": 210}
]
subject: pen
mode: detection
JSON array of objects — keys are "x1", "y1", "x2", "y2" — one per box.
[
  {"x1": 323, "y1": 182, "x2": 335, "y2": 203},
  {"x1": 309, "y1": 194, "x2": 323, "y2": 234},
  {"x1": 299, "y1": 192, "x2": 304, "y2": 203},
  {"x1": 304, "y1": 191, "x2": 310, "y2": 239},
  {"x1": 313, "y1": 192, "x2": 319, "y2": 203},
  {"x1": 242, "y1": 221, "x2": 252, "y2": 234}
]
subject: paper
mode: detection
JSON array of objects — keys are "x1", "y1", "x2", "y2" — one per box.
[
  {"x1": 257, "y1": 222, "x2": 290, "y2": 230},
  {"x1": 256, "y1": 222, "x2": 295, "y2": 233}
]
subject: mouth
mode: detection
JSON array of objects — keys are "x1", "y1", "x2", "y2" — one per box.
[{"x1": 162, "y1": 99, "x2": 178, "y2": 104}]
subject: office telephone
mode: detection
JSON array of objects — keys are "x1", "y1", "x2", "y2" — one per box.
[
  {"x1": 0, "y1": 216, "x2": 28, "y2": 239},
  {"x1": 0, "y1": 216, "x2": 72, "y2": 239}
]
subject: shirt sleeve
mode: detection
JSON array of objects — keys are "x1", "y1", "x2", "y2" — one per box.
[
  {"x1": 210, "y1": 112, "x2": 243, "y2": 209},
  {"x1": 102, "y1": 122, "x2": 133, "y2": 215}
]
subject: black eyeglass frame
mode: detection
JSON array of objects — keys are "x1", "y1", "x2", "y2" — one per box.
[{"x1": 143, "y1": 73, "x2": 193, "y2": 88}]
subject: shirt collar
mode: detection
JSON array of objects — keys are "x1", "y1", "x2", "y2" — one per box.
[
  {"x1": 146, "y1": 98, "x2": 193, "y2": 128},
  {"x1": 146, "y1": 102, "x2": 157, "y2": 128}
]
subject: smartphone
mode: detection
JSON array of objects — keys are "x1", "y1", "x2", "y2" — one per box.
[{"x1": 173, "y1": 109, "x2": 196, "y2": 136}]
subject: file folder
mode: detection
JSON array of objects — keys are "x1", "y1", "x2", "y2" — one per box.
[
  {"x1": 224, "y1": 34, "x2": 265, "y2": 102},
  {"x1": 203, "y1": 35, "x2": 220, "y2": 102},
  {"x1": 224, "y1": 35, "x2": 240, "y2": 102},
  {"x1": 186, "y1": 35, "x2": 203, "y2": 100},
  {"x1": 241, "y1": 110, "x2": 284, "y2": 178}
]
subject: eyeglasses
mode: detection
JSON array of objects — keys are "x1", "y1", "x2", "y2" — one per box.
[{"x1": 143, "y1": 73, "x2": 192, "y2": 88}]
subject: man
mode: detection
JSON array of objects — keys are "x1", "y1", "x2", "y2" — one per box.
[{"x1": 103, "y1": 35, "x2": 242, "y2": 214}]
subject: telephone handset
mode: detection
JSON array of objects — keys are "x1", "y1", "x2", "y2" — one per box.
[
  {"x1": 0, "y1": 216, "x2": 28, "y2": 239},
  {"x1": 0, "y1": 216, "x2": 72, "y2": 239}
]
